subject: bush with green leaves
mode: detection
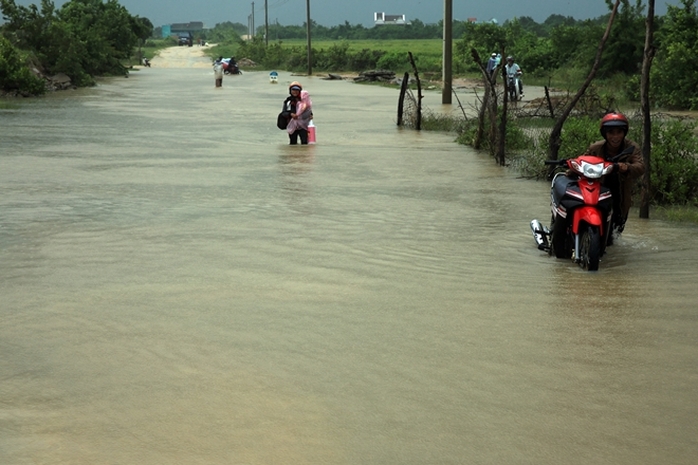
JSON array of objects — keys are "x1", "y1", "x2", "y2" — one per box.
[
  {"x1": 651, "y1": 0, "x2": 698, "y2": 110},
  {"x1": 376, "y1": 51, "x2": 411, "y2": 73},
  {"x1": 1, "y1": 0, "x2": 151, "y2": 90},
  {"x1": 284, "y1": 47, "x2": 310, "y2": 71},
  {"x1": 342, "y1": 48, "x2": 382, "y2": 71},
  {"x1": 558, "y1": 116, "x2": 601, "y2": 157},
  {"x1": 0, "y1": 35, "x2": 45, "y2": 95},
  {"x1": 316, "y1": 41, "x2": 351, "y2": 69},
  {"x1": 260, "y1": 42, "x2": 287, "y2": 69},
  {"x1": 232, "y1": 36, "x2": 269, "y2": 65},
  {"x1": 650, "y1": 118, "x2": 698, "y2": 205}
]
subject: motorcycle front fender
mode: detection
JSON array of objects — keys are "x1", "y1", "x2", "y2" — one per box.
[{"x1": 571, "y1": 206, "x2": 604, "y2": 235}]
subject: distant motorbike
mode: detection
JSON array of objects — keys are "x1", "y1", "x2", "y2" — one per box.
[
  {"x1": 507, "y1": 70, "x2": 522, "y2": 102},
  {"x1": 142, "y1": 58, "x2": 151, "y2": 67},
  {"x1": 222, "y1": 58, "x2": 241, "y2": 75},
  {"x1": 530, "y1": 146, "x2": 635, "y2": 271}
]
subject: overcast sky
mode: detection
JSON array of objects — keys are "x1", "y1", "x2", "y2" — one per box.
[{"x1": 8, "y1": 0, "x2": 685, "y2": 28}]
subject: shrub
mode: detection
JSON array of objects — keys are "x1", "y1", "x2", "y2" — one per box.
[
  {"x1": 376, "y1": 51, "x2": 410, "y2": 72},
  {"x1": 0, "y1": 36, "x2": 45, "y2": 95},
  {"x1": 347, "y1": 48, "x2": 384, "y2": 71},
  {"x1": 650, "y1": 118, "x2": 698, "y2": 205},
  {"x1": 559, "y1": 116, "x2": 599, "y2": 158},
  {"x1": 319, "y1": 41, "x2": 350, "y2": 69}
]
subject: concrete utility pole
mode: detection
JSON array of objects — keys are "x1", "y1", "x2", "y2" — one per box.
[
  {"x1": 265, "y1": 0, "x2": 269, "y2": 45},
  {"x1": 442, "y1": 0, "x2": 453, "y2": 104},
  {"x1": 251, "y1": 2, "x2": 255, "y2": 38},
  {"x1": 306, "y1": 0, "x2": 312, "y2": 75}
]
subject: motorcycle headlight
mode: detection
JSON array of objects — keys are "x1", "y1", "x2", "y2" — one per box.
[{"x1": 580, "y1": 161, "x2": 605, "y2": 179}]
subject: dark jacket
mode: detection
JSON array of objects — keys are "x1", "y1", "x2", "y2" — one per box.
[{"x1": 283, "y1": 95, "x2": 299, "y2": 115}]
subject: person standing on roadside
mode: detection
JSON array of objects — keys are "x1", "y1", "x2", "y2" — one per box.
[
  {"x1": 486, "y1": 53, "x2": 498, "y2": 78},
  {"x1": 213, "y1": 56, "x2": 224, "y2": 88},
  {"x1": 283, "y1": 82, "x2": 313, "y2": 145}
]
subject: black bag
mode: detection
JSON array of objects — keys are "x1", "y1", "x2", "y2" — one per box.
[
  {"x1": 277, "y1": 98, "x2": 293, "y2": 130},
  {"x1": 277, "y1": 111, "x2": 290, "y2": 130}
]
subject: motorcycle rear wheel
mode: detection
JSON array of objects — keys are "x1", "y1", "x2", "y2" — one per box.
[{"x1": 579, "y1": 225, "x2": 601, "y2": 271}]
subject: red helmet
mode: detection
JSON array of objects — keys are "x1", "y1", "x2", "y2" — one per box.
[{"x1": 600, "y1": 112, "x2": 629, "y2": 139}]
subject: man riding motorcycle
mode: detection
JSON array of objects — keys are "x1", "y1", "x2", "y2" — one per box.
[
  {"x1": 584, "y1": 112, "x2": 645, "y2": 237},
  {"x1": 505, "y1": 56, "x2": 523, "y2": 97}
]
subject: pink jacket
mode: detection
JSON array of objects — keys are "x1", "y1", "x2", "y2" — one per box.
[{"x1": 287, "y1": 90, "x2": 313, "y2": 134}]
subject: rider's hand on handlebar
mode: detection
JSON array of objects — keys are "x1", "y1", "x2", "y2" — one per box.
[{"x1": 616, "y1": 162, "x2": 629, "y2": 174}]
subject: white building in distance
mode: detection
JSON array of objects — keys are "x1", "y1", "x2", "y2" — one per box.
[{"x1": 374, "y1": 12, "x2": 408, "y2": 26}]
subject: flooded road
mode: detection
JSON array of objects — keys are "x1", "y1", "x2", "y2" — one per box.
[{"x1": 1, "y1": 65, "x2": 697, "y2": 464}]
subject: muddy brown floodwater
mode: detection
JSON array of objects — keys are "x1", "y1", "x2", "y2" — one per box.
[{"x1": 1, "y1": 48, "x2": 697, "y2": 464}]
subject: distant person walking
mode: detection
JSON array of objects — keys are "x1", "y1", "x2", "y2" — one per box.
[
  {"x1": 213, "y1": 56, "x2": 224, "y2": 88},
  {"x1": 486, "y1": 52, "x2": 498, "y2": 78}
]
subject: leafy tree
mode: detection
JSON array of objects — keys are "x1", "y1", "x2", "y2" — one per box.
[
  {"x1": 0, "y1": 0, "x2": 58, "y2": 55},
  {"x1": 1, "y1": 0, "x2": 154, "y2": 87},
  {"x1": 598, "y1": 0, "x2": 646, "y2": 77},
  {"x1": 132, "y1": 16, "x2": 153, "y2": 42},
  {"x1": 542, "y1": 14, "x2": 579, "y2": 34},
  {"x1": 651, "y1": 0, "x2": 698, "y2": 108},
  {"x1": 451, "y1": 20, "x2": 471, "y2": 39},
  {"x1": 548, "y1": 21, "x2": 604, "y2": 69},
  {"x1": 517, "y1": 16, "x2": 545, "y2": 36},
  {"x1": 0, "y1": 34, "x2": 45, "y2": 94},
  {"x1": 455, "y1": 21, "x2": 507, "y2": 72},
  {"x1": 206, "y1": 21, "x2": 243, "y2": 43},
  {"x1": 58, "y1": 0, "x2": 139, "y2": 71},
  {"x1": 502, "y1": 19, "x2": 541, "y2": 69},
  {"x1": 327, "y1": 21, "x2": 367, "y2": 40}
]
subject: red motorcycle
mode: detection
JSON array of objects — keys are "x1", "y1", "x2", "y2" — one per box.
[{"x1": 530, "y1": 146, "x2": 634, "y2": 271}]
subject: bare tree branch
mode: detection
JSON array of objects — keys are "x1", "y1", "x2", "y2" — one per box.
[
  {"x1": 640, "y1": 0, "x2": 656, "y2": 219},
  {"x1": 547, "y1": 0, "x2": 621, "y2": 162}
]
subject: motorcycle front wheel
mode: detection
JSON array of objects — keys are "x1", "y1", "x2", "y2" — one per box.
[
  {"x1": 509, "y1": 86, "x2": 518, "y2": 103},
  {"x1": 579, "y1": 225, "x2": 601, "y2": 271},
  {"x1": 550, "y1": 215, "x2": 572, "y2": 259}
]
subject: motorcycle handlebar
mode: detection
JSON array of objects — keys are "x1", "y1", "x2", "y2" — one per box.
[
  {"x1": 544, "y1": 159, "x2": 566, "y2": 166},
  {"x1": 545, "y1": 146, "x2": 634, "y2": 167},
  {"x1": 609, "y1": 145, "x2": 635, "y2": 163}
]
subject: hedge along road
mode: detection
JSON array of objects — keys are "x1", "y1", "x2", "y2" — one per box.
[{"x1": 1, "y1": 45, "x2": 697, "y2": 465}]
